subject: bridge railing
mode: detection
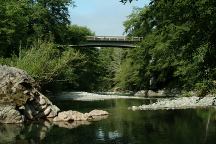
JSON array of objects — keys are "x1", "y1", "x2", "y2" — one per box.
[{"x1": 86, "y1": 36, "x2": 143, "y2": 42}]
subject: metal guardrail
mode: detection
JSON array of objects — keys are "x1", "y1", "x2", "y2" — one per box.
[{"x1": 86, "y1": 36, "x2": 143, "y2": 42}]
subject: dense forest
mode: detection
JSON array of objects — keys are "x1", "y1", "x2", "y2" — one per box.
[
  {"x1": 1, "y1": 0, "x2": 216, "y2": 96},
  {"x1": 121, "y1": 0, "x2": 216, "y2": 96}
]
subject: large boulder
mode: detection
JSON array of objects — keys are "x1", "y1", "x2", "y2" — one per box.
[{"x1": 0, "y1": 65, "x2": 59, "y2": 123}]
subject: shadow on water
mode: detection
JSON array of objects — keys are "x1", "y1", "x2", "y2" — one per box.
[{"x1": 1, "y1": 98, "x2": 216, "y2": 144}]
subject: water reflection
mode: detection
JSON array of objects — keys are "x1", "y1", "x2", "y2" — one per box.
[
  {"x1": 0, "y1": 119, "x2": 106, "y2": 144},
  {"x1": 0, "y1": 124, "x2": 23, "y2": 144},
  {"x1": 1, "y1": 99, "x2": 216, "y2": 144},
  {"x1": 54, "y1": 121, "x2": 91, "y2": 129}
]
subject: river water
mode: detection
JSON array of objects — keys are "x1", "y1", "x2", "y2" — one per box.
[{"x1": 1, "y1": 95, "x2": 216, "y2": 144}]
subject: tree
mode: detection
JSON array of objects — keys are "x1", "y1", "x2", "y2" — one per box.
[
  {"x1": 0, "y1": 0, "x2": 74, "y2": 57},
  {"x1": 121, "y1": 0, "x2": 216, "y2": 94},
  {"x1": 0, "y1": 0, "x2": 30, "y2": 57},
  {"x1": 64, "y1": 25, "x2": 94, "y2": 45}
]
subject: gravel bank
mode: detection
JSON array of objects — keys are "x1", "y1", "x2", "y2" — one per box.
[{"x1": 130, "y1": 96, "x2": 216, "y2": 110}]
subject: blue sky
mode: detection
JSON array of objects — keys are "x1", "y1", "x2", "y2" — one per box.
[{"x1": 69, "y1": 0, "x2": 150, "y2": 36}]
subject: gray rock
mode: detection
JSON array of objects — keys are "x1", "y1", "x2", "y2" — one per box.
[
  {"x1": 53, "y1": 110, "x2": 109, "y2": 122},
  {"x1": 0, "y1": 105, "x2": 24, "y2": 123},
  {"x1": 0, "y1": 65, "x2": 60, "y2": 122},
  {"x1": 148, "y1": 90, "x2": 166, "y2": 97},
  {"x1": 134, "y1": 90, "x2": 166, "y2": 97},
  {"x1": 134, "y1": 90, "x2": 147, "y2": 96},
  {"x1": 53, "y1": 110, "x2": 89, "y2": 122},
  {"x1": 86, "y1": 109, "x2": 109, "y2": 117},
  {"x1": 47, "y1": 105, "x2": 60, "y2": 118}
]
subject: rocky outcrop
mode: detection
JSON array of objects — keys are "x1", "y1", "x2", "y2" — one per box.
[
  {"x1": 130, "y1": 96, "x2": 216, "y2": 110},
  {"x1": 0, "y1": 65, "x2": 108, "y2": 124},
  {"x1": 0, "y1": 65, "x2": 60, "y2": 123}
]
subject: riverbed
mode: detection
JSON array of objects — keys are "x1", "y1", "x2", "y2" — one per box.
[{"x1": 1, "y1": 92, "x2": 216, "y2": 144}]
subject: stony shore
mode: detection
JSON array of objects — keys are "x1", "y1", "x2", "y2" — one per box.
[
  {"x1": 0, "y1": 65, "x2": 108, "y2": 124},
  {"x1": 130, "y1": 96, "x2": 216, "y2": 110}
]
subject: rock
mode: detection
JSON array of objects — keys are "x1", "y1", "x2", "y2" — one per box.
[
  {"x1": 134, "y1": 90, "x2": 147, "y2": 96},
  {"x1": 47, "y1": 105, "x2": 60, "y2": 118},
  {"x1": 86, "y1": 109, "x2": 109, "y2": 117},
  {"x1": 147, "y1": 90, "x2": 165, "y2": 97},
  {"x1": 53, "y1": 110, "x2": 109, "y2": 122},
  {"x1": 135, "y1": 89, "x2": 182, "y2": 97},
  {"x1": 0, "y1": 105, "x2": 24, "y2": 123},
  {"x1": 24, "y1": 104, "x2": 35, "y2": 119},
  {"x1": 43, "y1": 106, "x2": 52, "y2": 116},
  {"x1": 53, "y1": 110, "x2": 89, "y2": 122},
  {"x1": 0, "y1": 65, "x2": 60, "y2": 122},
  {"x1": 134, "y1": 90, "x2": 166, "y2": 97}
]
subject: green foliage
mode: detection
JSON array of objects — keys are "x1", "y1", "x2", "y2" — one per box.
[
  {"x1": 72, "y1": 48, "x2": 103, "y2": 91},
  {"x1": 7, "y1": 40, "x2": 85, "y2": 89},
  {"x1": 119, "y1": 0, "x2": 216, "y2": 94},
  {"x1": 0, "y1": 0, "x2": 74, "y2": 57},
  {"x1": 64, "y1": 25, "x2": 94, "y2": 45},
  {"x1": 98, "y1": 48, "x2": 127, "y2": 90}
]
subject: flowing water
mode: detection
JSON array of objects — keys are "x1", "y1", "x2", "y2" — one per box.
[{"x1": 1, "y1": 95, "x2": 216, "y2": 144}]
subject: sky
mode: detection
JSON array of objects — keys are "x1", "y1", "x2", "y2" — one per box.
[{"x1": 69, "y1": 0, "x2": 150, "y2": 36}]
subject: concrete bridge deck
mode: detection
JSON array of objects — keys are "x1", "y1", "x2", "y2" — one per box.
[{"x1": 60, "y1": 36, "x2": 143, "y2": 48}]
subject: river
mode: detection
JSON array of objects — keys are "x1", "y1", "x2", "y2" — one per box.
[{"x1": 1, "y1": 93, "x2": 216, "y2": 144}]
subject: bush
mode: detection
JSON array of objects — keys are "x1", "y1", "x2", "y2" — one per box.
[{"x1": 12, "y1": 40, "x2": 85, "y2": 87}]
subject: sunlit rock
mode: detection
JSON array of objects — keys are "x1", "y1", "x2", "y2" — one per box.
[
  {"x1": 0, "y1": 65, "x2": 59, "y2": 123},
  {"x1": 53, "y1": 110, "x2": 109, "y2": 122},
  {"x1": 86, "y1": 109, "x2": 109, "y2": 117},
  {"x1": 53, "y1": 110, "x2": 89, "y2": 122}
]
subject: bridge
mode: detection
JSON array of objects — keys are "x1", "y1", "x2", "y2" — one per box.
[{"x1": 65, "y1": 36, "x2": 143, "y2": 48}]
